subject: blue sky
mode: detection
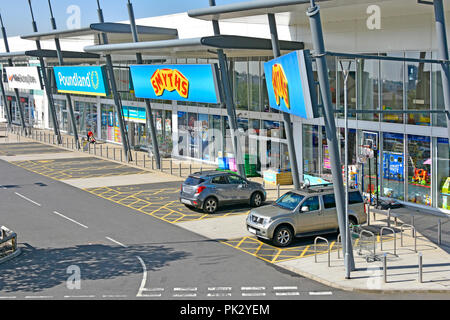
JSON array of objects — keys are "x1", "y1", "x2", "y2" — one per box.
[{"x1": 0, "y1": 0, "x2": 248, "y2": 37}]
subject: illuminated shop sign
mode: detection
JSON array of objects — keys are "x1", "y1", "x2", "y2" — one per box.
[
  {"x1": 130, "y1": 64, "x2": 221, "y2": 104},
  {"x1": 264, "y1": 50, "x2": 318, "y2": 119},
  {"x1": 53, "y1": 66, "x2": 110, "y2": 96}
]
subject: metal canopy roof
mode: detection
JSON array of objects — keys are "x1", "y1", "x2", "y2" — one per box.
[
  {"x1": 84, "y1": 34, "x2": 304, "y2": 58},
  {"x1": 21, "y1": 22, "x2": 178, "y2": 44},
  {"x1": 0, "y1": 49, "x2": 100, "y2": 62},
  {"x1": 187, "y1": 0, "x2": 327, "y2": 21}
]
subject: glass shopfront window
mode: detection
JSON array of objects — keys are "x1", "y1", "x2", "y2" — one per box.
[
  {"x1": 382, "y1": 132, "x2": 405, "y2": 200},
  {"x1": 303, "y1": 124, "x2": 319, "y2": 177},
  {"x1": 249, "y1": 60, "x2": 261, "y2": 112},
  {"x1": 233, "y1": 58, "x2": 249, "y2": 111},
  {"x1": 407, "y1": 135, "x2": 431, "y2": 206},
  {"x1": 337, "y1": 59, "x2": 356, "y2": 120},
  {"x1": 432, "y1": 51, "x2": 447, "y2": 128},
  {"x1": 381, "y1": 53, "x2": 404, "y2": 124},
  {"x1": 436, "y1": 138, "x2": 450, "y2": 210},
  {"x1": 54, "y1": 99, "x2": 68, "y2": 132},
  {"x1": 75, "y1": 101, "x2": 97, "y2": 138},
  {"x1": 101, "y1": 104, "x2": 120, "y2": 143},
  {"x1": 406, "y1": 52, "x2": 431, "y2": 126},
  {"x1": 357, "y1": 58, "x2": 379, "y2": 121}
]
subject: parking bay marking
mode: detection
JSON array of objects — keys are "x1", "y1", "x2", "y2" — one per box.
[
  {"x1": 52, "y1": 211, "x2": 88, "y2": 229},
  {"x1": 14, "y1": 192, "x2": 41, "y2": 207}
]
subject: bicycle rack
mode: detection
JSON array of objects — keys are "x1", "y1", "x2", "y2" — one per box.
[
  {"x1": 380, "y1": 227, "x2": 397, "y2": 256},
  {"x1": 314, "y1": 236, "x2": 330, "y2": 267},
  {"x1": 401, "y1": 224, "x2": 417, "y2": 252}
]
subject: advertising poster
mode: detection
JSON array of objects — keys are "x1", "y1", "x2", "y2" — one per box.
[{"x1": 383, "y1": 151, "x2": 404, "y2": 181}]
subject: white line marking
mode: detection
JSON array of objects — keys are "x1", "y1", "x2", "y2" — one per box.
[
  {"x1": 105, "y1": 236, "x2": 127, "y2": 248},
  {"x1": 53, "y1": 211, "x2": 88, "y2": 229},
  {"x1": 136, "y1": 256, "x2": 147, "y2": 297},
  {"x1": 276, "y1": 292, "x2": 300, "y2": 296},
  {"x1": 138, "y1": 293, "x2": 162, "y2": 298},
  {"x1": 207, "y1": 293, "x2": 232, "y2": 297},
  {"x1": 141, "y1": 288, "x2": 164, "y2": 292},
  {"x1": 241, "y1": 286, "x2": 265, "y2": 291},
  {"x1": 309, "y1": 291, "x2": 333, "y2": 296},
  {"x1": 0, "y1": 296, "x2": 16, "y2": 299},
  {"x1": 242, "y1": 292, "x2": 266, "y2": 297},
  {"x1": 15, "y1": 192, "x2": 41, "y2": 206},
  {"x1": 273, "y1": 286, "x2": 298, "y2": 290},
  {"x1": 64, "y1": 295, "x2": 95, "y2": 298},
  {"x1": 102, "y1": 295, "x2": 128, "y2": 298},
  {"x1": 173, "y1": 293, "x2": 197, "y2": 298},
  {"x1": 208, "y1": 287, "x2": 232, "y2": 291},
  {"x1": 25, "y1": 296, "x2": 53, "y2": 299},
  {"x1": 174, "y1": 287, "x2": 197, "y2": 291}
]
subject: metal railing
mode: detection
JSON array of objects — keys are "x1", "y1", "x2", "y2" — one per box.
[{"x1": 0, "y1": 226, "x2": 20, "y2": 263}]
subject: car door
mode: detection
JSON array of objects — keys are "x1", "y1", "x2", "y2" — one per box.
[
  {"x1": 226, "y1": 174, "x2": 251, "y2": 202},
  {"x1": 294, "y1": 196, "x2": 322, "y2": 234},
  {"x1": 321, "y1": 193, "x2": 339, "y2": 230},
  {"x1": 211, "y1": 175, "x2": 234, "y2": 203}
]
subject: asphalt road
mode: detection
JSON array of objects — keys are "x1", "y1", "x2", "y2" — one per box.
[{"x1": 0, "y1": 157, "x2": 447, "y2": 301}]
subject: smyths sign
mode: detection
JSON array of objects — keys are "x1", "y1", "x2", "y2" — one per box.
[{"x1": 5, "y1": 67, "x2": 42, "y2": 90}]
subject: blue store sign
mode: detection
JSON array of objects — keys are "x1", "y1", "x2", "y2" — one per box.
[
  {"x1": 130, "y1": 64, "x2": 221, "y2": 104},
  {"x1": 53, "y1": 66, "x2": 110, "y2": 96},
  {"x1": 263, "y1": 50, "x2": 318, "y2": 119}
]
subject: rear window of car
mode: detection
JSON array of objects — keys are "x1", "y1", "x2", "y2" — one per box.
[
  {"x1": 349, "y1": 191, "x2": 364, "y2": 204},
  {"x1": 184, "y1": 176, "x2": 205, "y2": 186},
  {"x1": 322, "y1": 194, "x2": 336, "y2": 209}
]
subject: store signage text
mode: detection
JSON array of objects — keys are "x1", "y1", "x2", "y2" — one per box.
[
  {"x1": 130, "y1": 64, "x2": 221, "y2": 104},
  {"x1": 4, "y1": 67, "x2": 42, "y2": 90},
  {"x1": 53, "y1": 66, "x2": 110, "y2": 96},
  {"x1": 151, "y1": 68, "x2": 189, "y2": 99}
]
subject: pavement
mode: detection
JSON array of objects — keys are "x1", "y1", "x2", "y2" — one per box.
[{"x1": 1, "y1": 127, "x2": 449, "y2": 295}]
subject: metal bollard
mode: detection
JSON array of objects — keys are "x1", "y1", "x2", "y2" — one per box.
[
  {"x1": 438, "y1": 219, "x2": 441, "y2": 245},
  {"x1": 143, "y1": 154, "x2": 146, "y2": 168},
  {"x1": 277, "y1": 184, "x2": 280, "y2": 199},
  {"x1": 170, "y1": 159, "x2": 173, "y2": 175},
  {"x1": 189, "y1": 163, "x2": 192, "y2": 175},
  {"x1": 135, "y1": 151, "x2": 138, "y2": 166},
  {"x1": 179, "y1": 162, "x2": 182, "y2": 177},
  {"x1": 366, "y1": 203, "x2": 370, "y2": 226},
  {"x1": 418, "y1": 253, "x2": 423, "y2": 283},
  {"x1": 120, "y1": 150, "x2": 123, "y2": 162},
  {"x1": 383, "y1": 253, "x2": 388, "y2": 283}
]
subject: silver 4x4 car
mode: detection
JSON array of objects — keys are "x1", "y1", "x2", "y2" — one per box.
[
  {"x1": 246, "y1": 186, "x2": 366, "y2": 247},
  {"x1": 180, "y1": 171, "x2": 266, "y2": 214}
]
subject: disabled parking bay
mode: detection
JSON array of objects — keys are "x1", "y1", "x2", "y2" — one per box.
[{"x1": 0, "y1": 142, "x2": 69, "y2": 156}]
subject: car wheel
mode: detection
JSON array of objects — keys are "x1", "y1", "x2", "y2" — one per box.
[
  {"x1": 250, "y1": 192, "x2": 263, "y2": 207},
  {"x1": 203, "y1": 197, "x2": 218, "y2": 214},
  {"x1": 272, "y1": 225, "x2": 293, "y2": 247},
  {"x1": 349, "y1": 216, "x2": 358, "y2": 229}
]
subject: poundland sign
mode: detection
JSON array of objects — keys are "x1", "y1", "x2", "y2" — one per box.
[
  {"x1": 4, "y1": 66, "x2": 43, "y2": 90},
  {"x1": 53, "y1": 66, "x2": 110, "y2": 96}
]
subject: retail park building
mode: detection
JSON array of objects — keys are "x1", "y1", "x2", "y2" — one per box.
[{"x1": 0, "y1": 0, "x2": 449, "y2": 213}]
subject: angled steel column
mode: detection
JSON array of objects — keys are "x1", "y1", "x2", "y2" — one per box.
[
  {"x1": 47, "y1": 0, "x2": 80, "y2": 149},
  {"x1": 0, "y1": 14, "x2": 27, "y2": 134},
  {"x1": 127, "y1": 0, "x2": 160, "y2": 169},
  {"x1": 267, "y1": 13, "x2": 301, "y2": 189},
  {"x1": 27, "y1": 0, "x2": 62, "y2": 144},
  {"x1": 307, "y1": 1, "x2": 355, "y2": 276},
  {"x1": 209, "y1": 0, "x2": 246, "y2": 178},
  {"x1": 433, "y1": 0, "x2": 450, "y2": 147},
  {"x1": 97, "y1": 0, "x2": 132, "y2": 161},
  {"x1": 0, "y1": 70, "x2": 12, "y2": 128}
]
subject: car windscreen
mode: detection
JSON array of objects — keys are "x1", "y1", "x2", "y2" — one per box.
[
  {"x1": 275, "y1": 192, "x2": 305, "y2": 211},
  {"x1": 348, "y1": 191, "x2": 364, "y2": 204},
  {"x1": 184, "y1": 176, "x2": 205, "y2": 186}
]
